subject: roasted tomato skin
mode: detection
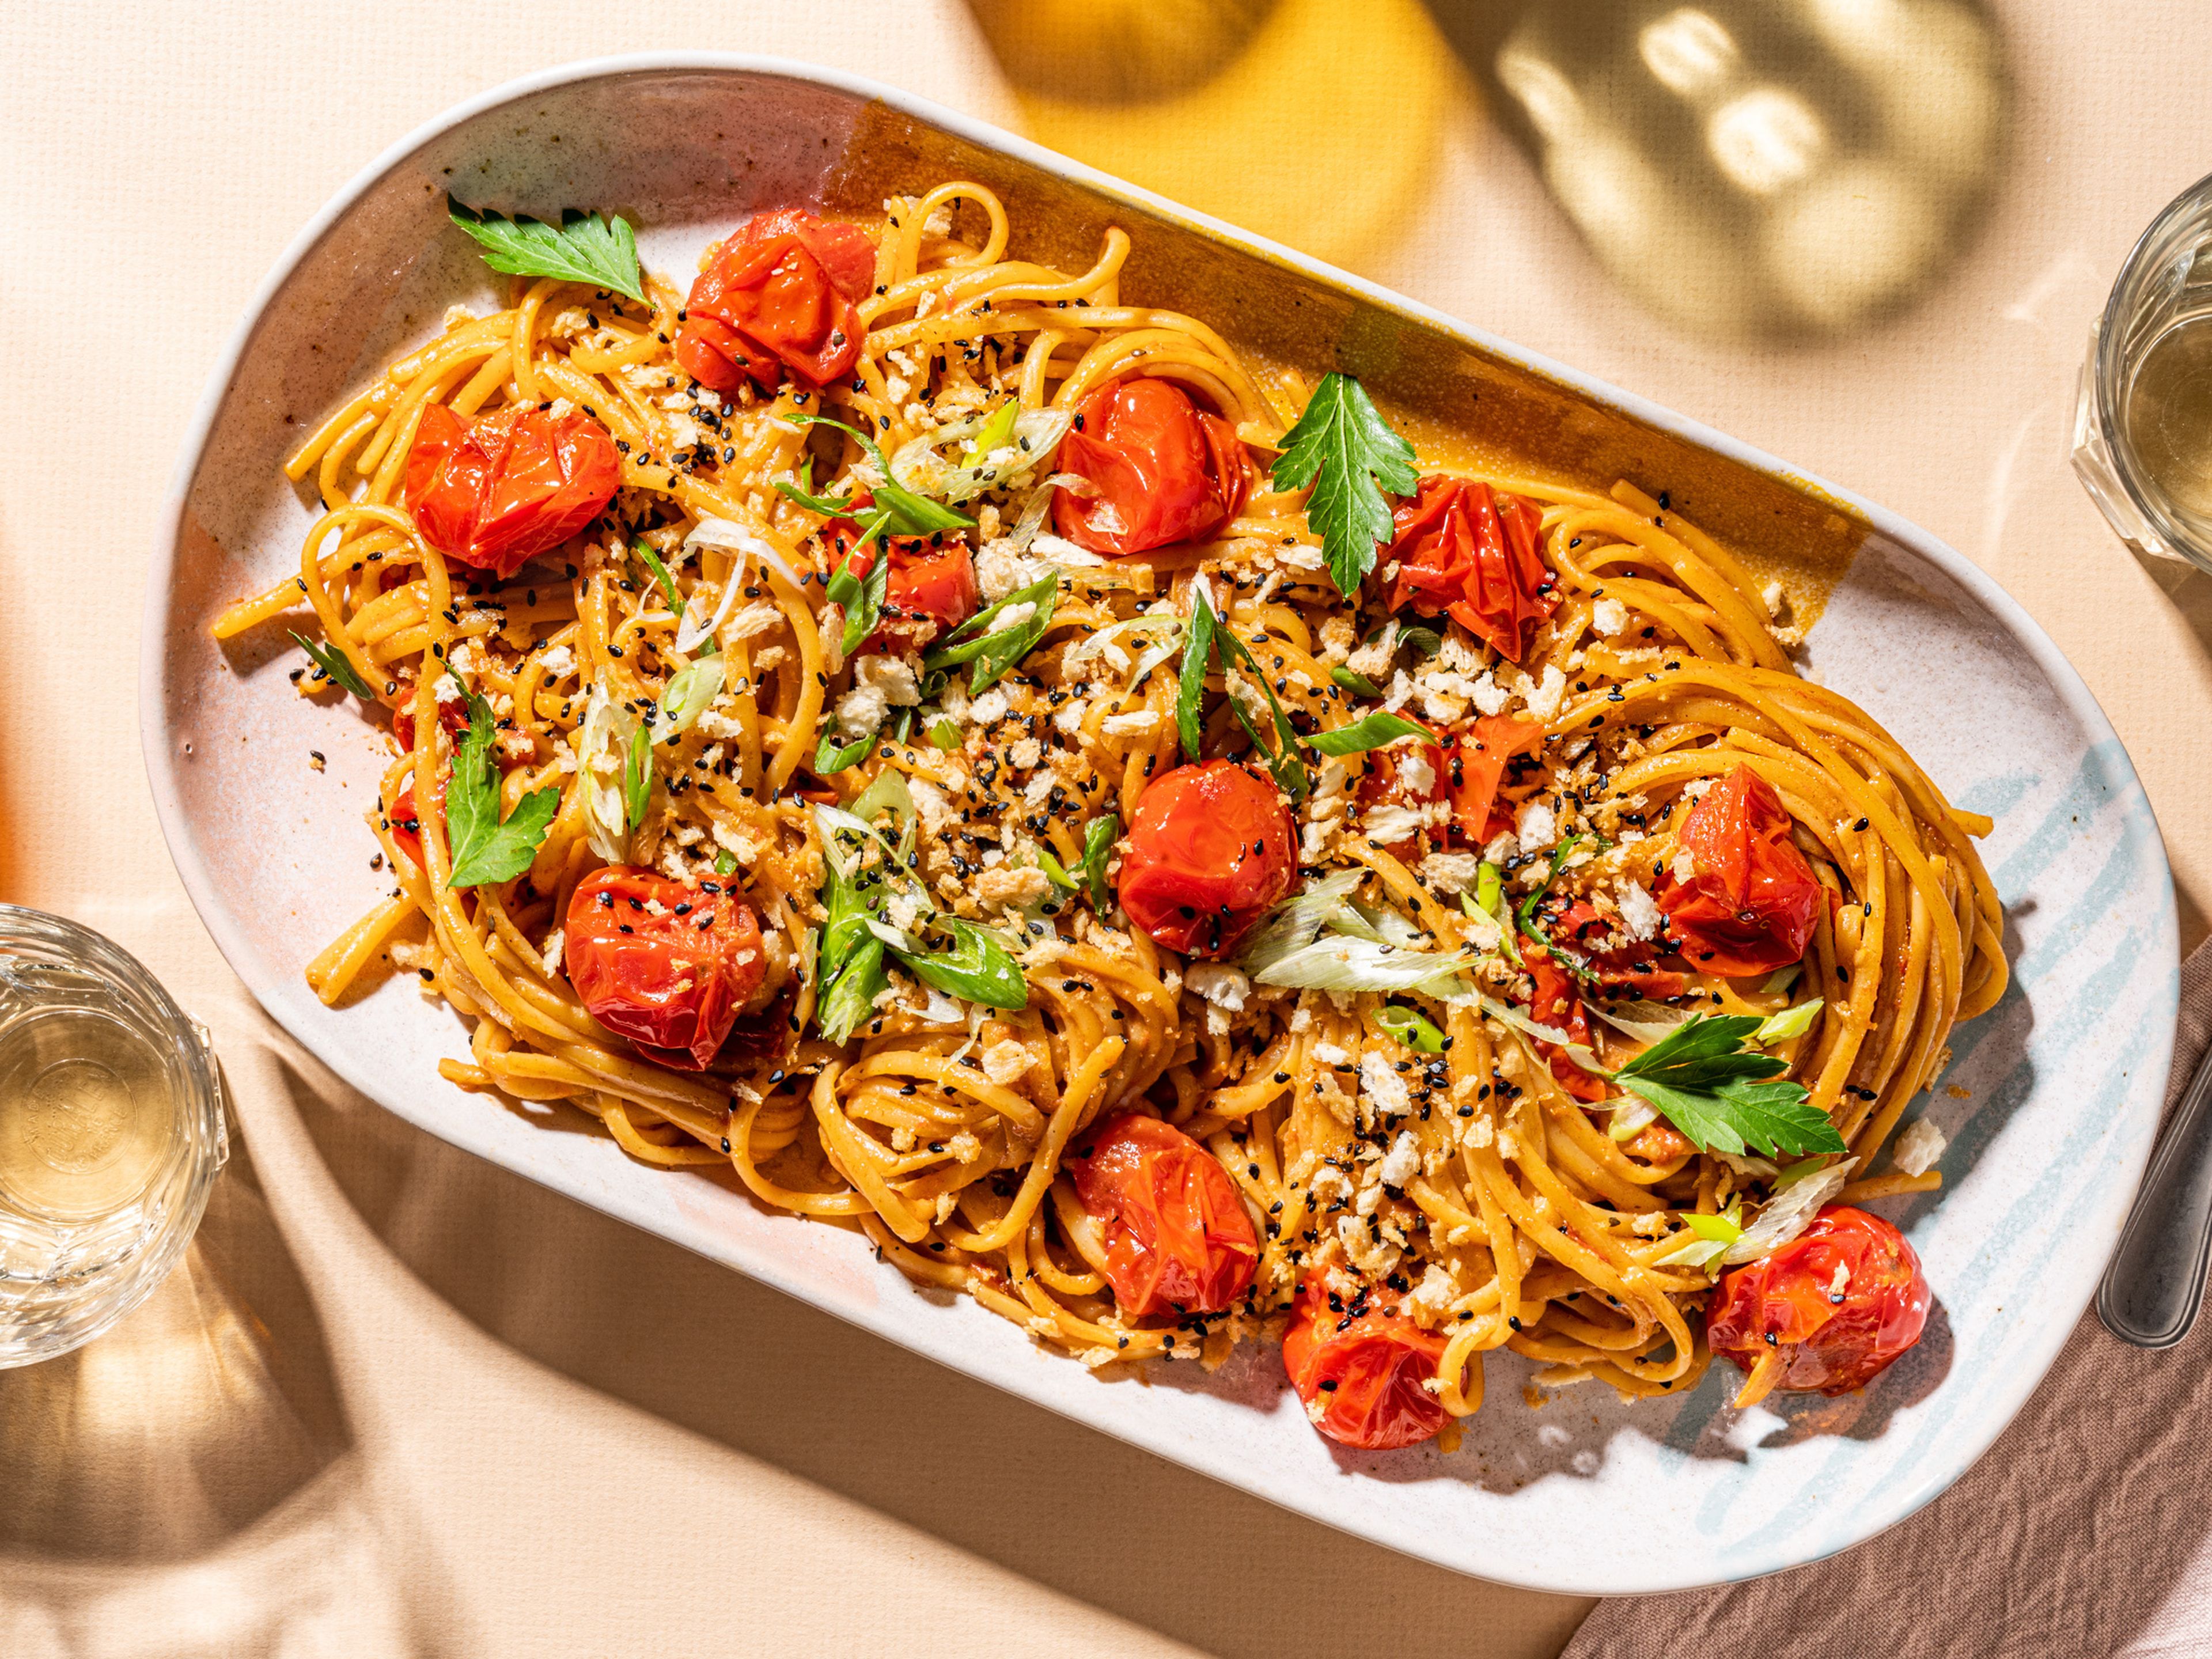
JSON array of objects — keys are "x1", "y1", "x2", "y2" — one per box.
[
  {"x1": 403, "y1": 403, "x2": 621, "y2": 579},
  {"x1": 1053, "y1": 378, "x2": 1249, "y2": 555},
  {"x1": 675, "y1": 207, "x2": 876, "y2": 392},
  {"x1": 1282, "y1": 1276, "x2": 1450, "y2": 1450},
  {"x1": 1066, "y1": 1113, "x2": 1258, "y2": 1316},
  {"x1": 1708, "y1": 1206, "x2": 1932, "y2": 1397},
  {"x1": 1524, "y1": 953, "x2": 1608, "y2": 1104},
  {"x1": 1381, "y1": 476, "x2": 1559, "y2": 664},
  {"x1": 564, "y1": 866, "x2": 767, "y2": 1070},
  {"x1": 1444, "y1": 715, "x2": 1544, "y2": 844},
  {"x1": 386, "y1": 783, "x2": 425, "y2": 869},
  {"x1": 824, "y1": 498, "x2": 980, "y2": 651},
  {"x1": 1116, "y1": 761, "x2": 1297, "y2": 959},
  {"x1": 1658, "y1": 764, "x2": 1824, "y2": 976}
]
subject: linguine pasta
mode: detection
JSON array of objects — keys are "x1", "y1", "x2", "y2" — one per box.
[{"x1": 214, "y1": 180, "x2": 2005, "y2": 1438}]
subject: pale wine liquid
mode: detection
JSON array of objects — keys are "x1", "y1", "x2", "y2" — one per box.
[
  {"x1": 0, "y1": 1010, "x2": 176, "y2": 1268},
  {"x1": 2122, "y1": 312, "x2": 2212, "y2": 525}
]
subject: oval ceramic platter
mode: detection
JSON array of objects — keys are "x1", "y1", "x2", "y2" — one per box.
[{"x1": 141, "y1": 57, "x2": 2177, "y2": 1594}]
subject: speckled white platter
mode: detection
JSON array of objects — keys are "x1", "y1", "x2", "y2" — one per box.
[{"x1": 141, "y1": 57, "x2": 2178, "y2": 1594}]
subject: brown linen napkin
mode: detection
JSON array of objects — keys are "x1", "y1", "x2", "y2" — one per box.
[{"x1": 1565, "y1": 938, "x2": 2212, "y2": 1659}]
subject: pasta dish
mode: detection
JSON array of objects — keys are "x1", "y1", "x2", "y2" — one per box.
[{"x1": 213, "y1": 181, "x2": 2005, "y2": 1450}]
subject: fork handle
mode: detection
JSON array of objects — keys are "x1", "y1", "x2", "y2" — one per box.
[{"x1": 2099, "y1": 1036, "x2": 2212, "y2": 1347}]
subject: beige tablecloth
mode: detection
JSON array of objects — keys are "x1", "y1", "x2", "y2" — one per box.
[{"x1": 2, "y1": 1, "x2": 2209, "y2": 1653}]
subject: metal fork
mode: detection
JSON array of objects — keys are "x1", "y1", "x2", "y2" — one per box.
[{"x1": 2099, "y1": 1038, "x2": 2212, "y2": 1347}]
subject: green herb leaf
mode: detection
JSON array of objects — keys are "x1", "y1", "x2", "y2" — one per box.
[
  {"x1": 713, "y1": 850, "x2": 738, "y2": 876},
  {"x1": 445, "y1": 691, "x2": 558, "y2": 888},
  {"x1": 1396, "y1": 623, "x2": 1444, "y2": 659},
  {"x1": 447, "y1": 198, "x2": 644, "y2": 304},
  {"x1": 291, "y1": 631, "x2": 372, "y2": 699},
  {"x1": 1609, "y1": 1014, "x2": 1847, "y2": 1158},
  {"x1": 816, "y1": 728, "x2": 875, "y2": 775},
  {"x1": 894, "y1": 917, "x2": 1029, "y2": 1011},
  {"x1": 775, "y1": 478, "x2": 862, "y2": 517},
  {"x1": 1755, "y1": 998, "x2": 1825, "y2": 1044},
  {"x1": 781, "y1": 414, "x2": 975, "y2": 536},
  {"x1": 1035, "y1": 848, "x2": 1078, "y2": 890},
  {"x1": 623, "y1": 720, "x2": 652, "y2": 831},
  {"x1": 1308, "y1": 710, "x2": 1440, "y2": 756},
  {"x1": 1375, "y1": 1004, "x2": 1446, "y2": 1054},
  {"x1": 922, "y1": 571, "x2": 1059, "y2": 692},
  {"x1": 1268, "y1": 372, "x2": 1419, "y2": 598},
  {"x1": 1081, "y1": 813, "x2": 1118, "y2": 912},
  {"x1": 1514, "y1": 834, "x2": 1588, "y2": 940},
  {"x1": 1330, "y1": 664, "x2": 1384, "y2": 698}
]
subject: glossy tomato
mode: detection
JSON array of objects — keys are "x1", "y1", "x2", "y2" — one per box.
[
  {"x1": 1524, "y1": 952, "x2": 1607, "y2": 1103},
  {"x1": 1053, "y1": 378, "x2": 1248, "y2": 555},
  {"x1": 1282, "y1": 1275, "x2": 1450, "y2": 1450},
  {"x1": 824, "y1": 499, "x2": 980, "y2": 652},
  {"x1": 1355, "y1": 740, "x2": 1444, "y2": 862},
  {"x1": 675, "y1": 208, "x2": 876, "y2": 392},
  {"x1": 1066, "y1": 1113, "x2": 1257, "y2": 1316},
  {"x1": 564, "y1": 866, "x2": 767, "y2": 1070},
  {"x1": 403, "y1": 403, "x2": 622, "y2": 579},
  {"x1": 1444, "y1": 715, "x2": 1544, "y2": 844},
  {"x1": 1543, "y1": 898, "x2": 1685, "y2": 1002},
  {"x1": 1707, "y1": 1205, "x2": 1931, "y2": 1401},
  {"x1": 1117, "y1": 761, "x2": 1296, "y2": 959},
  {"x1": 1382, "y1": 476, "x2": 1559, "y2": 664},
  {"x1": 1658, "y1": 765, "x2": 1824, "y2": 976},
  {"x1": 386, "y1": 783, "x2": 425, "y2": 869}
]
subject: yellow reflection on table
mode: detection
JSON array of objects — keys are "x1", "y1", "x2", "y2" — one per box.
[
  {"x1": 970, "y1": 0, "x2": 1461, "y2": 271},
  {"x1": 1486, "y1": 0, "x2": 2008, "y2": 339}
]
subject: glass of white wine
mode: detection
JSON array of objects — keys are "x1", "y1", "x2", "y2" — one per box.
[
  {"x1": 2075, "y1": 171, "x2": 2212, "y2": 572},
  {"x1": 0, "y1": 905, "x2": 226, "y2": 1367}
]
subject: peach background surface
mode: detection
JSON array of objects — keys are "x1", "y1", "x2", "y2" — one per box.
[{"x1": 3, "y1": 2, "x2": 2209, "y2": 1654}]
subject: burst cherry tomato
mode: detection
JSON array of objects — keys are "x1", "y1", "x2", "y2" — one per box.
[
  {"x1": 1707, "y1": 1205, "x2": 1931, "y2": 1402},
  {"x1": 403, "y1": 403, "x2": 622, "y2": 579},
  {"x1": 1445, "y1": 715, "x2": 1544, "y2": 844},
  {"x1": 1066, "y1": 1113, "x2": 1257, "y2": 1317},
  {"x1": 386, "y1": 783, "x2": 425, "y2": 869},
  {"x1": 1282, "y1": 1275, "x2": 1450, "y2": 1450},
  {"x1": 1117, "y1": 761, "x2": 1296, "y2": 959},
  {"x1": 1524, "y1": 952, "x2": 1608, "y2": 1103},
  {"x1": 1053, "y1": 378, "x2": 1249, "y2": 555},
  {"x1": 824, "y1": 499, "x2": 980, "y2": 652},
  {"x1": 675, "y1": 208, "x2": 876, "y2": 393},
  {"x1": 1355, "y1": 740, "x2": 1444, "y2": 862},
  {"x1": 1382, "y1": 476, "x2": 1559, "y2": 664},
  {"x1": 1658, "y1": 765, "x2": 1824, "y2": 976},
  {"x1": 565, "y1": 866, "x2": 767, "y2": 1070},
  {"x1": 1544, "y1": 898, "x2": 1684, "y2": 1002}
]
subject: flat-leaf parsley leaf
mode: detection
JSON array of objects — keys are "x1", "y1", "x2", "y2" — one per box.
[{"x1": 1270, "y1": 372, "x2": 1418, "y2": 599}]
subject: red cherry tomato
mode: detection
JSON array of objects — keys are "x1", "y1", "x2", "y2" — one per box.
[
  {"x1": 1658, "y1": 765, "x2": 1824, "y2": 976},
  {"x1": 1545, "y1": 898, "x2": 1685, "y2": 1002},
  {"x1": 1707, "y1": 1205, "x2": 1931, "y2": 1400},
  {"x1": 1444, "y1": 715, "x2": 1544, "y2": 844},
  {"x1": 824, "y1": 497, "x2": 980, "y2": 652},
  {"x1": 1282, "y1": 1275, "x2": 1450, "y2": 1450},
  {"x1": 1116, "y1": 761, "x2": 1297, "y2": 959},
  {"x1": 1382, "y1": 476, "x2": 1559, "y2": 664},
  {"x1": 1053, "y1": 378, "x2": 1249, "y2": 555},
  {"x1": 1066, "y1": 1113, "x2": 1258, "y2": 1317},
  {"x1": 1524, "y1": 952, "x2": 1608, "y2": 1103},
  {"x1": 403, "y1": 403, "x2": 622, "y2": 579},
  {"x1": 386, "y1": 783, "x2": 425, "y2": 869},
  {"x1": 565, "y1": 866, "x2": 767, "y2": 1070},
  {"x1": 1355, "y1": 740, "x2": 1444, "y2": 862},
  {"x1": 675, "y1": 208, "x2": 876, "y2": 392}
]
